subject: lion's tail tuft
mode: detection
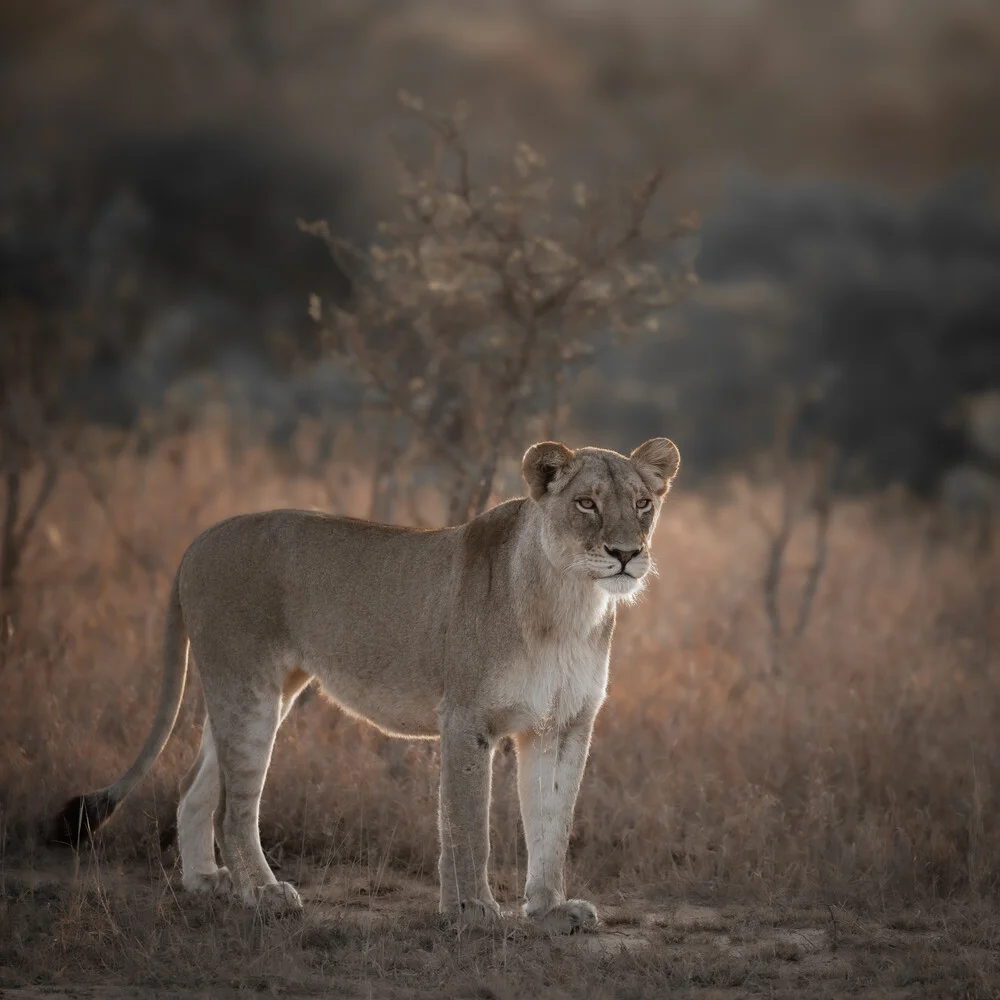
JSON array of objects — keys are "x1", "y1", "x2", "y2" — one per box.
[{"x1": 49, "y1": 569, "x2": 189, "y2": 849}]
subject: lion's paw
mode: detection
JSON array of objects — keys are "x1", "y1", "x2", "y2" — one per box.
[
  {"x1": 457, "y1": 897, "x2": 502, "y2": 929},
  {"x1": 246, "y1": 880, "x2": 303, "y2": 917},
  {"x1": 533, "y1": 899, "x2": 599, "y2": 935},
  {"x1": 182, "y1": 866, "x2": 234, "y2": 897}
]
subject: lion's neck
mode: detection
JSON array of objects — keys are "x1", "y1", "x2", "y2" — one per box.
[{"x1": 512, "y1": 504, "x2": 610, "y2": 641}]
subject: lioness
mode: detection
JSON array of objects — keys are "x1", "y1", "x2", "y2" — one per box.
[{"x1": 59, "y1": 438, "x2": 679, "y2": 932}]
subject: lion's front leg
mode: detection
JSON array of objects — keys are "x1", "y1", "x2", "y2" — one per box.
[
  {"x1": 437, "y1": 713, "x2": 500, "y2": 926},
  {"x1": 514, "y1": 710, "x2": 600, "y2": 934}
]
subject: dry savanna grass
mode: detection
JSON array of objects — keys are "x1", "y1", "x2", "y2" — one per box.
[{"x1": 1, "y1": 422, "x2": 999, "y2": 998}]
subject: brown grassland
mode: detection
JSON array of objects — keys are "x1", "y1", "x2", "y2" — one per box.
[{"x1": 1, "y1": 423, "x2": 999, "y2": 998}]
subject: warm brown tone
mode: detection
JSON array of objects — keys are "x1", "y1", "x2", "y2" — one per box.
[{"x1": 1, "y1": 424, "x2": 998, "y2": 997}]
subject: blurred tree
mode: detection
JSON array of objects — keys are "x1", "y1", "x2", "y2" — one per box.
[
  {"x1": 306, "y1": 96, "x2": 697, "y2": 524},
  {"x1": 693, "y1": 176, "x2": 1000, "y2": 495},
  {"x1": 0, "y1": 319, "x2": 78, "y2": 643}
]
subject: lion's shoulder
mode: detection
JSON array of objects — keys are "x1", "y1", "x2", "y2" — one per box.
[{"x1": 461, "y1": 498, "x2": 528, "y2": 559}]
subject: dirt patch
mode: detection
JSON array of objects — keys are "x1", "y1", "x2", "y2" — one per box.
[
  {"x1": 577, "y1": 924, "x2": 652, "y2": 955},
  {"x1": 3, "y1": 855, "x2": 998, "y2": 999},
  {"x1": 1, "y1": 991, "x2": 260, "y2": 1000},
  {"x1": 669, "y1": 902, "x2": 728, "y2": 932}
]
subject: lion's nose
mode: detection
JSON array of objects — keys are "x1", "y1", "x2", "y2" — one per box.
[{"x1": 605, "y1": 545, "x2": 642, "y2": 570}]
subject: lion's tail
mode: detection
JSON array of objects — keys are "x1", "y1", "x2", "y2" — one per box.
[{"x1": 52, "y1": 569, "x2": 189, "y2": 847}]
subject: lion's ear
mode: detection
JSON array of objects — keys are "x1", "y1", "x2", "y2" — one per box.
[
  {"x1": 630, "y1": 438, "x2": 680, "y2": 496},
  {"x1": 522, "y1": 441, "x2": 574, "y2": 501}
]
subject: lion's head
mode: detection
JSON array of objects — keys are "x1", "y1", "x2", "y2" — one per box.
[{"x1": 522, "y1": 438, "x2": 680, "y2": 598}]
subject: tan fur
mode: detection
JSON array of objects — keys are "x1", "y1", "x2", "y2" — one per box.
[{"x1": 67, "y1": 439, "x2": 680, "y2": 930}]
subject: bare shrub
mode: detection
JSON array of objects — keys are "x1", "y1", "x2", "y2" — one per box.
[{"x1": 303, "y1": 96, "x2": 697, "y2": 523}]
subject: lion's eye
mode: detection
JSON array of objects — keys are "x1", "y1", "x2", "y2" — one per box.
[
  {"x1": 576, "y1": 498, "x2": 597, "y2": 512},
  {"x1": 636, "y1": 498, "x2": 652, "y2": 511}
]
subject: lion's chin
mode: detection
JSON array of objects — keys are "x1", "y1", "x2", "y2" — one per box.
[{"x1": 596, "y1": 573, "x2": 645, "y2": 599}]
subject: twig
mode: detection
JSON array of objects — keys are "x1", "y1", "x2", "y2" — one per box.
[
  {"x1": 471, "y1": 320, "x2": 541, "y2": 518},
  {"x1": 0, "y1": 470, "x2": 20, "y2": 593},
  {"x1": 532, "y1": 168, "x2": 665, "y2": 322},
  {"x1": 13, "y1": 456, "x2": 58, "y2": 554},
  {"x1": 343, "y1": 333, "x2": 475, "y2": 482},
  {"x1": 745, "y1": 502, "x2": 776, "y2": 538},
  {"x1": 755, "y1": 401, "x2": 838, "y2": 666},
  {"x1": 763, "y1": 480, "x2": 794, "y2": 644},
  {"x1": 296, "y1": 220, "x2": 370, "y2": 287},
  {"x1": 794, "y1": 493, "x2": 832, "y2": 639},
  {"x1": 75, "y1": 458, "x2": 167, "y2": 582},
  {"x1": 0, "y1": 458, "x2": 59, "y2": 630}
]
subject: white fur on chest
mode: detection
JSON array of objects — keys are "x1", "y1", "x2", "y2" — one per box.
[
  {"x1": 489, "y1": 636, "x2": 609, "y2": 734},
  {"x1": 491, "y1": 547, "x2": 613, "y2": 734}
]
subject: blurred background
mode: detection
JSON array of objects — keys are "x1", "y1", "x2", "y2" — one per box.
[
  {"x1": 3, "y1": 3, "x2": 1000, "y2": 937},
  {"x1": 4, "y1": 0, "x2": 1000, "y2": 515}
]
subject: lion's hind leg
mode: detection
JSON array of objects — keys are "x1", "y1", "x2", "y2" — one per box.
[
  {"x1": 178, "y1": 661, "x2": 310, "y2": 912},
  {"x1": 206, "y1": 675, "x2": 303, "y2": 916},
  {"x1": 177, "y1": 717, "x2": 233, "y2": 896}
]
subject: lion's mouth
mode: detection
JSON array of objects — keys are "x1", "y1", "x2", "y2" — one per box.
[{"x1": 596, "y1": 570, "x2": 644, "y2": 596}]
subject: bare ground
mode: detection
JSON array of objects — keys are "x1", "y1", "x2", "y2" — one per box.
[{"x1": 2, "y1": 853, "x2": 998, "y2": 999}]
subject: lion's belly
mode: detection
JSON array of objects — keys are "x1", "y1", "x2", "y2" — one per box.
[
  {"x1": 486, "y1": 641, "x2": 609, "y2": 735},
  {"x1": 310, "y1": 662, "x2": 442, "y2": 738},
  {"x1": 294, "y1": 638, "x2": 607, "y2": 740}
]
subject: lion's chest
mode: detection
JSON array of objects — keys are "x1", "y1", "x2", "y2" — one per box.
[{"x1": 487, "y1": 637, "x2": 609, "y2": 734}]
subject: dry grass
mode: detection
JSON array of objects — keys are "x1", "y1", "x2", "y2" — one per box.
[
  {"x1": 1, "y1": 421, "x2": 999, "y2": 996},
  {"x1": 4, "y1": 856, "x2": 1000, "y2": 999}
]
